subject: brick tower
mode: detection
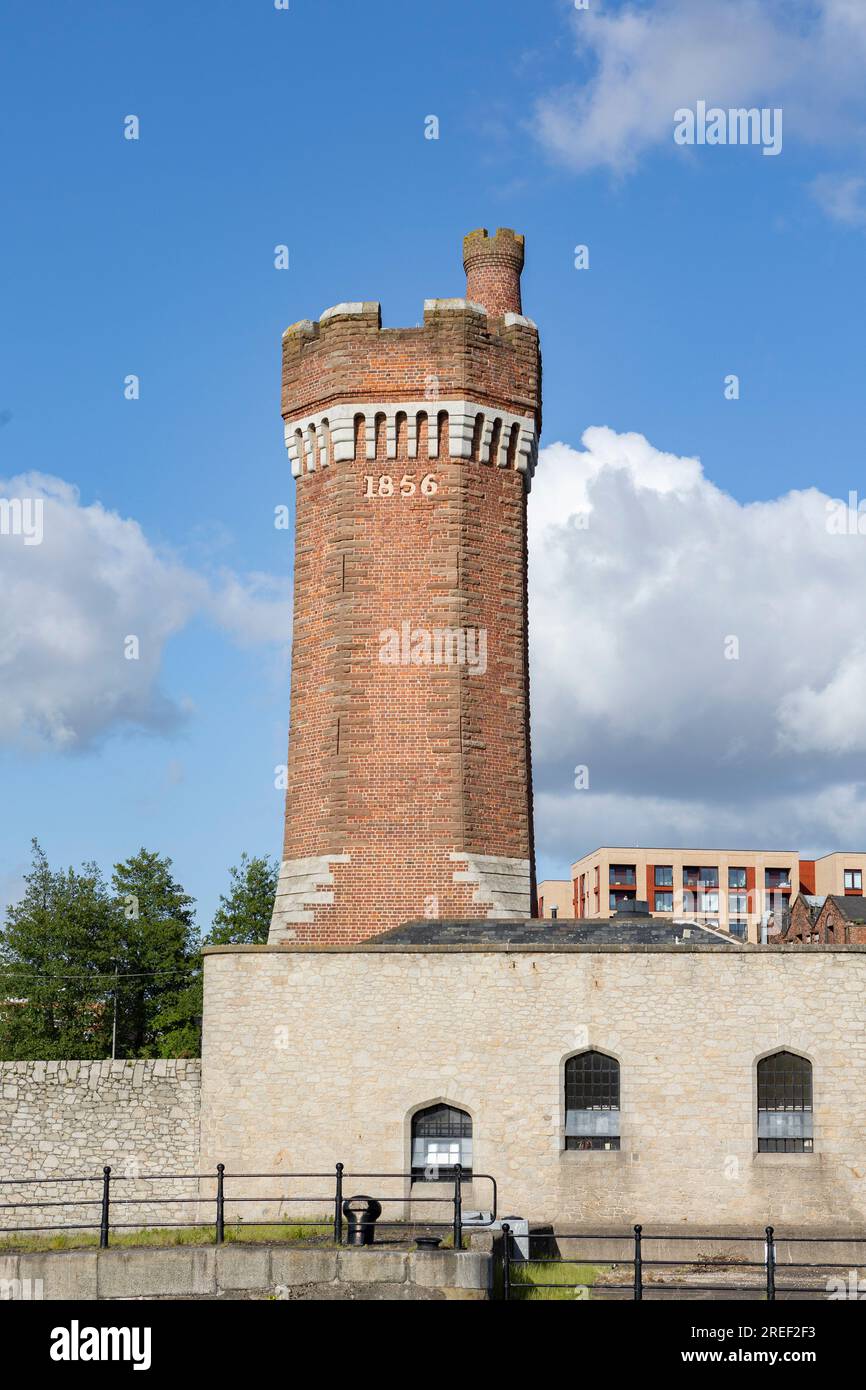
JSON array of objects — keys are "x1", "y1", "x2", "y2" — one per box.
[{"x1": 269, "y1": 229, "x2": 541, "y2": 944}]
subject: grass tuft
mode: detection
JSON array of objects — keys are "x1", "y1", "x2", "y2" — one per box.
[
  {"x1": 507, "y1": 1260, "x2": 600, "y2": 1301},
  {"x1": 0, "y1": 1222, "x2": 332, "y2": 1254}
]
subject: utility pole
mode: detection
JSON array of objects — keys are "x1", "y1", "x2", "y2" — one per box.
[{"x1": 111, "y1": 968, "x2": 118, "y2": 1060}]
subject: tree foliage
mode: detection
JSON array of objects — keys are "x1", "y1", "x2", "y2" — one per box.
[
  {"x1": 0, "y1": 843, "x2": 278, "y2": 1060},
  {"x1": 206, "y1": 853, "x2": 278, "y2": 946}
]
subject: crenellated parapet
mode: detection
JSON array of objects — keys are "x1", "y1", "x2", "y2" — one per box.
[{"x1": 280, "y1": 277, "x2": 541, "y2": 456}]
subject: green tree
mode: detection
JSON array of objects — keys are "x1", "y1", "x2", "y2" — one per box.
[
  {"x1": 206, "y1": 853, "x2": 279, "y2": 946},
  {"x1": 109, "y1": 849, "x2": 201, "y2": 1058},
  {"x1": 0, "y1": 840, "x2": 115, "y2": 1059}
]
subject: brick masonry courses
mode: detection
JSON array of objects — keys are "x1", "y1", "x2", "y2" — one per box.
[{"x1": 270, "y1": 230, "x2": 541, "y2": 945}]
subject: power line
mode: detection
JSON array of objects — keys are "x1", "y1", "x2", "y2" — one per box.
[{"x1": 0, "y1": 966, "x2": 200, "y2": 982}]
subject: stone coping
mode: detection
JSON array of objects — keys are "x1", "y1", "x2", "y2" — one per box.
[
  {"x1": 202, "y1": 942, "x2": 866, "y2": 955},
  {"x1": 1, "y1": 1244, "x2": 491, "y2": 1301}
]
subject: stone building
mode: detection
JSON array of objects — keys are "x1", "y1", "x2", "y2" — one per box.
[
  {"x1": 201, "y1": 931, "x2": 866, "y2": 1231},
  {"x1": 8, "y1": 230, "x2": 866, "y2": 1242},
  {"x1": 196, "y1": 234, "x2": 866, "y2": 1233}
]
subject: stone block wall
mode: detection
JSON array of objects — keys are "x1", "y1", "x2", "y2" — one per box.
[
  {"x1": 202, "y1": 943, "x2": 866, "y2": 1233},
  {"x1": 0, "y1": 1060, "x2": 201, "y2": 1236}
]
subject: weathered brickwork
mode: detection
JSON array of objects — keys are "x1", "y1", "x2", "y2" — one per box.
[
  {"x1": 0, "y1": 1060, "x2": 201, "y2": 1233},
  {"x1": 271, "y1": 230, "x2": 541, "y2": 944},
  {"x1": 203, "y1": 945, "x2": 866, "y2": 1232},
  {"x1": 782, "y1": 894, "x2": 866, "y2": 945}
]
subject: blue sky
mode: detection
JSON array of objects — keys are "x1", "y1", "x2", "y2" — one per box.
[{"x1": 2, "y1": 0, "x2": 866, "y2": 924}]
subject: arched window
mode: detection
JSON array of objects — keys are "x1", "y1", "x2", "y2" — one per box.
[
  {"x1": 411, "y1": 1104, "x2": 472, "y2": 1181},
  {"x1": 757, "y1": 1051, "x2": 813, "y2": 1152},
  {"x1": 565, "y1": 1051, "x2": 620, "y2": 1151}
]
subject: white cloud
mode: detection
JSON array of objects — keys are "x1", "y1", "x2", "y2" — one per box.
[
  {"x1": 778, "y1": 651, "x2": 866, "y2": 752},
  {"x1": 205, "y1": 570, "x2": 293, "y2": 647},
  {"x1": 529, "y1": 428, "x2": 866, "y2": 860},
  {"x1": 534, "y1": 0, "x2": 866, "y2": 176},
  {"x1": 809, "y1": 172, "x2": 866, "y2": 226},
  {"x1": 0, "y1": 473, "x2": 290, "y2": 751}
]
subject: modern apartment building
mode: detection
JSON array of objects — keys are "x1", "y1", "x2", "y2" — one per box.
[
  {"x1": 537, "y1": 879, "x2": 574, "y2": 920},
  {"x1": 538, "y1": 849, "x2": 866, "y2": 942},
  {"x1": 805, "y1": 852, "x2": 866, "y2": 899}
]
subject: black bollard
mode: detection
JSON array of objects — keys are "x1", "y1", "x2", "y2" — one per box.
[{"x1": 342, "y1": 1195, "x2": 383, "y2": 1246}]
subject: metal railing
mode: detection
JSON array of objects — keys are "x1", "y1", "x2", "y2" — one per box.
[
  {"x1": 501, "y1": 1225, "x2": 866, "y2": 1300},
  {"x1": 0, "y1": 1163, "x2": 496, "y2": 1250}
]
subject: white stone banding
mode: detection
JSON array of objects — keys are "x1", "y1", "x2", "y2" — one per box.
[{"x1": 284, "y1": 400, "x2": 539, "y2": 487}]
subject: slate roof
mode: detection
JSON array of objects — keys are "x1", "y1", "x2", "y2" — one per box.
[
  {"x1": 787, "y1": 893, "x2": 824, "y2": 926},
  {"x1": 367, "y1": 913, "x2": 741, "y2": 947},
  {"x1": 826, "y1": 894, "x2": 866, "y2": 922}
]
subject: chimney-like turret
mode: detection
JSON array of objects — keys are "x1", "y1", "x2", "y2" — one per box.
[{"x1": 463, "y1": 227, "x2": 525, "y2": 318}]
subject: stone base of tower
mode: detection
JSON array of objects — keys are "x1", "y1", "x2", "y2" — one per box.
[
  {"x1": 268, "y1": 849, "x2": 532, "y2": 945},
  {"x1": 268, "y1": 853, "x2": 352, "y2": 943},
  {"x1": 449, "y1": 852, "x2": 531, "y2": 918}
]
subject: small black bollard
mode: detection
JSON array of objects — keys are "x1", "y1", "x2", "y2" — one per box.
[
  {"x1": 342, "y1": 1195, "x2": 382, "y2": 1246},
  {"x1": 766, "y1": 1226, "x2": 776, "y2": 1302},
  {"x1": 215, "y1": 1164, "x2": 225, "y2": 1245},
  {"x1": 453, "y1": 1163, "x2": 463, "y2": 1250},
  {"x1": 633, "y1": 1224, "x2": 643, "y2": 1301},
  {"x1": 334, "y1": 1163, "x2": 344, "y2": 1244},
  {"x1": 502, "y1": 1223, "x2": 512, "y2": 1301},
  {"x1": 100, "y1": 1166, "x2": 111, "y2": 1249}
]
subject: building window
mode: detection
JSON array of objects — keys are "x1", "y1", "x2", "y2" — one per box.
[
  {"x1": 565, "y1": 1051, "x2": 621, "y2": 1151},
  {"x1": 729, "y1": 867, "x2": 747, "y2": 889},
  {"x1": 609, "y1": 864, "x2": 636, "y2": 886},
  {"x1": 729, "y1": 918, "x2": 748, "y2": 940},
  {"x1": 844, "y1": 869, "x2": 862, "y2": 893},
  {"x1": 684, "y1": 866, "x2": 718, "y2": 889},
  {"x1": 765, "y1": 891, "x2": 788, "y2": 917},
  {"x1": 610, "y1": 891, "x2": 634, "y2": 910},
  {"x1": 699, "y1": 892, "x2": 719, "y2": 914},
  {"x1": 411, "y1": 1104, "x2": 472, "y2": 1180},
  {"x1": 765, "y1": 868, "x2": 792, "y2": 890},
  {"x1": 655, "y1": 865, "x2": 673, "y2": 887},
  {"x1": 654, "y1": 891, "x2": 673, "y2": 912},
  {"x1": 729, "y1": 892, "x2": 748, "y2": 916},
  {"x1": 550, "y1": 906, "x2": 558, "y2": 920},
  {"x1": 757, "y1": 1052, "x2": 813, "y2": 1153}
]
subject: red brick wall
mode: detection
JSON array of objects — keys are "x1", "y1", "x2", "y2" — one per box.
[
  {"x1": 783, "y1": 895, "x2": 817, "y2": 943},
  {"x1": 281, "y1": 299, "x2": 540, "y2": 426},
  {"x1": 276, "y1": 233, "x2": 541, "y2": 944},
  {"x1": 463, "y1": 227, "x2": 524, "y2": 319},
  {"x1": 815, "y1": 899, "x2": 866, "y2": 944}
]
